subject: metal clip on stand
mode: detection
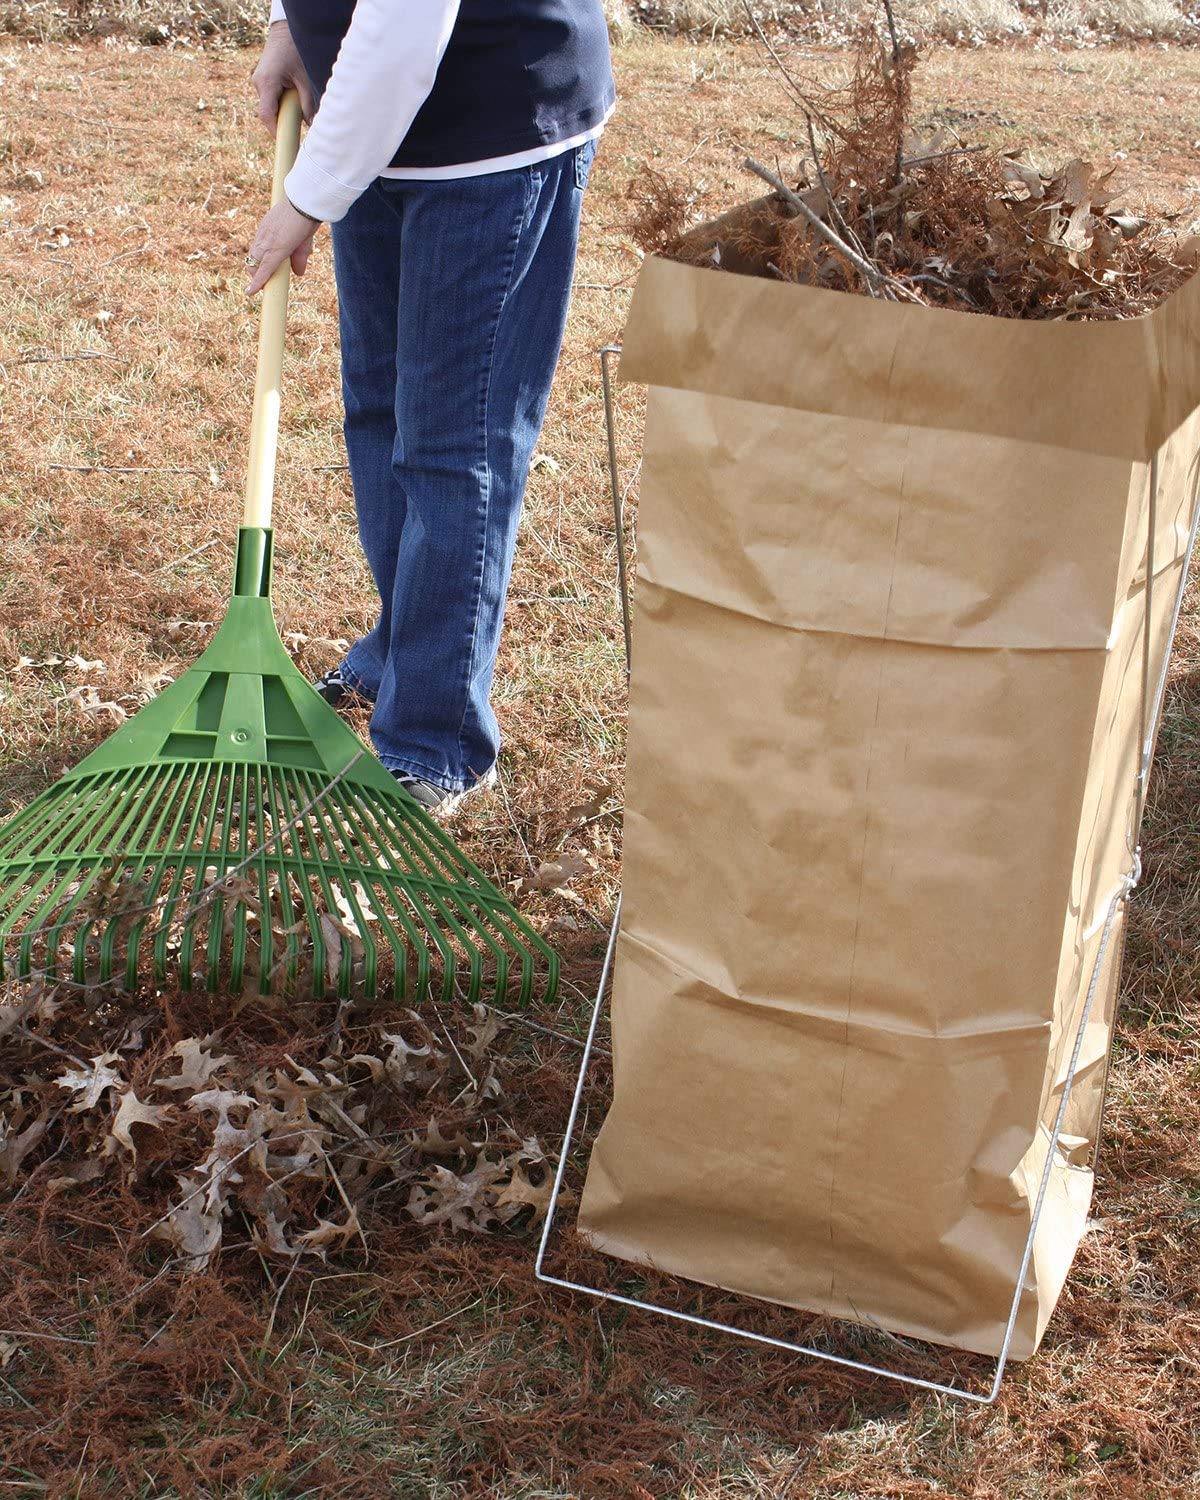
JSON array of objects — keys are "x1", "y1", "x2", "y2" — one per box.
[{"x1": 535, "y1": 348, "x2": 1200, "y2": 1403}]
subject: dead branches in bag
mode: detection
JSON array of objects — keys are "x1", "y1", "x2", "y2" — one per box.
[{"x1": 630, "y1": 22, "x2": 1194, "y2": 319}]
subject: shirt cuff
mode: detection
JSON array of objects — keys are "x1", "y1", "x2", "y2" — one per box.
[
  {"x1": 284, "y1": 149, "x2": 362, "y2": 224},
  {"x1": 269, "y1": 1, "x2": 287, "y2": 24}
]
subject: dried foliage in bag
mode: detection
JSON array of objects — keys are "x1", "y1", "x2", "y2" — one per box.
[{"x1": 629, "y1": 16, "x2": 1195, "y2": 319}]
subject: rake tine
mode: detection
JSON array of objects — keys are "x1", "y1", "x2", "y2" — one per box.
[
  {"x1": 308, "y1": 784, "x2": 382, "y2": 1000},
  {"x1": 279, "y1": 775, "x2": 332, "y2": 1001},
  {"x1": 152, "y1": 763, "x2": 213, "y2": 985},
  {"x1": 249, "y1": 766, "x2": 274, "y2": 997},
  {"x1": 264, "y1": 767, "x2": 304, "y2": 997},
  {"x1": 324, "y1": 786, "x2": 442, "y2": 989},
  {"x1": 291, "y1": 769, "x2": 356, "y2": 1000},
  {"x1": 3, "y1": 771, "x2": 147, "y2": 973},
  {"x1": 181, "y1": 765, "x2": 230, "y2": 991},
  {"x1": 383, "y1": 792, "x2": 549, "y2": 1003},
  {"x1": 208, "y1": 765, "x2": 243, "y2": 992},
  {"x1": 226, "y1": 768, "x2": 252, "y2": 994},
  {"x1": 362, "y1": 790, "x2": 553, "y2": 1004},
  {"x1": 119, "y1": 766, "x2": 196, "y2": 991},
  {"x1": 335, "y1": 788, "x2": 465, "y2": 1002},
  {"x1": 53, "y1": 769, "x2": 177, "y2": 987},
  {"x1": 1, "y1": 757, "x2": 558, "y2": 1007}
]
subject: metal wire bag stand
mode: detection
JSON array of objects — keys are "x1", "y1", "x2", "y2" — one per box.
[{"x1": 536, "y1": 346, "x2": 1200, "y2": 1403}]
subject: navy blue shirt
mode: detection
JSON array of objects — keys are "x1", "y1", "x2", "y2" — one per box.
[{"x1": 283, "y1": 0, "x2": 616, "y2": 171}]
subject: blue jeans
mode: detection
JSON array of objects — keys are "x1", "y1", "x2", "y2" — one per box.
[{"x1": 329, "y1": 142, "x2": 595, "y2": 792}]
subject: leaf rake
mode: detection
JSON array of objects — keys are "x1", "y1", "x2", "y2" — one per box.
[{"x1": 0, "y1": 94, "x2": 558, "y2": 1008}]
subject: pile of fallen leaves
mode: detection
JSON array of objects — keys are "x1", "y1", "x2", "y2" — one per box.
[
  {"x1": 0, "y1": 974, "x2": 566, "y2": 1273},
  {"x1": 631, "y1": 19, "x2": 1195, "y2": 318}
]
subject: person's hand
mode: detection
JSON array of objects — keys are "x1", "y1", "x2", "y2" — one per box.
[
  {"x1": 251, "y1": 19, "x2": 315, "y2": 135},
  {"x1": 246, "y1": 199, "x2": 318, "y2": 296}
]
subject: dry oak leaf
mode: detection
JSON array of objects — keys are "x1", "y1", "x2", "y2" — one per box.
[
  {"x1": 187, "y1": 1089, "x2": 262, "y2": 1216},
  {"x1": 108, "y1": 1089, "x2": 171, "y2": 1158},
  {"x1": 153, "y1": 1036, "x2": 234, "y2": 1093},
  {"x1": 0, "y1": 989, "x2": 38, "y2": 1041},
  {"x1": 33, "y1": 987, "x2": 65, "y2": 1025},
  {"x1": 317, "y1": 911, "x2": 362, "y2": 985},
  {"x1": 376, "y1": 1027, "x2": 446, "y2": 1092},
  {"x1": 333, "y1": 880, "x2": 377, "y2": 936},
  {"x1": 407, "y1": 1160, "x2": 507, "y2": 1234},
  {"x1": 46, "y1": 1155, "x2": 107, "y2": 1195},
  {"x1": 532, "y1": 850, "x2": 596, "y2": 891},
  {"x1": 256, "y1": 1075, "x2": 334, "y2": 1170},
  {"x1": 495, "y1": 1162, "x2": 555, "y2": 1225},
  {"x1": 559, "y1": 777, "x2": 619, "y2": 840},
  {"x1": 413, "y1": 1117, "x2": 477, "y2": 1160},
  {"x1": 465, "y1": 1004, "x2": 506, "y2": 1064},
  {"x1": 294, "y1": 1210, "x2": 362, "y2": 1257},
  {"x1": 253, "y1": 1210, "x2": 300, "y2": 1258},
  {"x1": 56, "y1": 1051, "x2": 124, "y2": 1112},
  {"x1": 0, "y1": 1112, "x2": 48, "y2": 1183},
  {"x1": 151, "y1": 1173, "x2": 223, "y2": 1270},
  {"x1": 64, "y1": 683, "x2": 127, "y2": 723}
]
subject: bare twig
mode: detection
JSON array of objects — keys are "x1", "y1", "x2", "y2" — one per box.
[
  {"x1": 0, "y1": 1328, "x2": 95, "y2": 1346},
  {"x1": 740, "y1": 0, "x2": 842, "y2": 141},
  {"x1": 881, "y1": 0, "x2": 902, "y2": 68},
  {"x1": 904, "y1": 271, "x2": 980, "y2": 308},
  {"x1": 903, "y1": 145, "x2": 986, "y2": 167},
  {"x1": 803, "y1": 114, "x2": 875, "y2": 294},
  {"x1": 103, "y1": 242, "x2": 151, "y2": 267},
  {"x1": 324, "y1": 1156, "x2": 370, "y2": 1255},
  {"x1": 744, "y1": 157, "x2": 922, "y2": 302},
  {"x1": 156, "y1": 537, "x2": 221, "y2": 572},
  {"x1": 48, "y1": 464, "x2": 201, "y2": 476},
  {"x1": 14, "y1": 350, "x2": 125, "y2": 367},
  {"x1": 335, "y1": 1296, "x2": 483, "y2": 1351},
  {"x1": 880, "y1": 0, "x2": 906, "y2": 191},
  {"x1": 483, "y1": 1003, "x2": 604, "y2": 1054}
]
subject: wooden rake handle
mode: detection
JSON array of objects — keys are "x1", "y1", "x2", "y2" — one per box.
[{"x1": 243, "y1": 88, "x2": 303, "y2": 530}]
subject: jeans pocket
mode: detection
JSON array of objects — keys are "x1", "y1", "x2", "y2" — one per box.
[{"x1": 574, "y1": 138, "x2": 598, "y2": 192}]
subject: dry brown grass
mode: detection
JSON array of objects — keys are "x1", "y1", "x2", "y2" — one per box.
[
  {"x1": 0, "y1": 0, "x2": 263, "y2": 44},
  {"x1": 624, "y1": 0, "x2": 1197, "y2": 43},
  {"x1": 0, "y1": 31, "x2": 1198, "y2": 1499},
  {"x1": 2, "y1": 0, "x2": 1196, "y2": 45}
]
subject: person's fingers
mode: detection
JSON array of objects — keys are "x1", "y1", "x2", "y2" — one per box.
[
  {"x1": 247, "y1": 203, "x2": 317, "y2": 296},
  {"x1": 247, "y1": 245, "x2": 288, "y2": 297},
  {"x1": 296, "y1": 76, "x2": 316, "y2": 124},
  {"x1": 290, "y1": 233, "x2": 315, "y2": 278},
  {"x1": 254, "y1": 79, "x2": 281, "y2": 137},
  {"x1": 250, "y1": 57, "x2": 284, "y2": 137}
]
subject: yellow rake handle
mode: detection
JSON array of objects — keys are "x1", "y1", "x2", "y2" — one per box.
[{"x1": 243, "y1": 88, "x2": 303, "y2": 530}]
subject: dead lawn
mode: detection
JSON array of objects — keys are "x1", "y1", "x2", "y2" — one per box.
[{"x1": 0, "y1": 31, "x2": 1198, "y2": 1500}]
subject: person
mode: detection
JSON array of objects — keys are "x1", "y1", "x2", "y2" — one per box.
[{"x1": 247, "y1": 1, "x2": 615, "y2": 814}]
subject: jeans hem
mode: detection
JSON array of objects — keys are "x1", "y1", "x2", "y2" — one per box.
[
  {"x1": 338, "y1": 655, "x2": 380, "y2": 703},
  {"x1": 375, "y1": 751, "x2": 492, "y2": 795}
]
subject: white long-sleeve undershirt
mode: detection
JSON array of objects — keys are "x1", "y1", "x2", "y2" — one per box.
[
  {"x1": 268, "y1": 1, "x2": 611, "y2": 222},
  {"x1": 271, "y1": 0, "x2": 459, "y2": 222}
]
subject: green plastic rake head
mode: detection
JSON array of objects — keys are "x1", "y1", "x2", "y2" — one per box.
[{"x1": 0, "y1": 95, "x2": 557, "y2": 1009}]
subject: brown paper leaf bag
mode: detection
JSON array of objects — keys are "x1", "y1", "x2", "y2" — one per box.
[{"x1": 577, "y1": 258, "x2": 1200, "y2": 1359}]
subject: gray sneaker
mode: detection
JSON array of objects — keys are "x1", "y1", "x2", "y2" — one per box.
[{"x1": 391, "y1": 767, "x2": 497, "y2": 818}]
